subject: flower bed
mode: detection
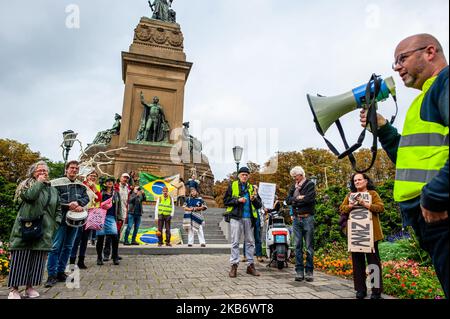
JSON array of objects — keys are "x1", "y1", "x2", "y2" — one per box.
[
  {"x1": 382, "y1": 260, "x2": 444, "y2": 299},
  {"x1": 313, "y1": 240, "x2": 445, "y2": 299},
  {"x1": 0, "y1": 241, "x2": 10, "y2": 282}
]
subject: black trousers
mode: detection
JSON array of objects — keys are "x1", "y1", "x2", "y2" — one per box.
[
  {"x1": 96, "y1": 235, "x2": 119, "y2": 260},
  {"x1": 351, "y1": 241, "x2": 382, "y2": 294}
]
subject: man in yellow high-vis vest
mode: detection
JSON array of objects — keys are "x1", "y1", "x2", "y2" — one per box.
[
  {"x1": 361, "y1": 34, "x2": 448, "y2": 298},
  {"x1": 223, "y1": 167, "x2": 262, "y2": 278},
  {"x1": 155, "y1": 186, "x2": 175, "y2": 247}
]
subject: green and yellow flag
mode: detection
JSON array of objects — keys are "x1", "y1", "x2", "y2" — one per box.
[{"x1": 139, "y1": 172, "x2": 178, "y2": 201}]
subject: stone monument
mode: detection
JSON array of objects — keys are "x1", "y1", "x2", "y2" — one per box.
[{"x1": 83, "y1": 2, "x2": 215, "y2": 204}]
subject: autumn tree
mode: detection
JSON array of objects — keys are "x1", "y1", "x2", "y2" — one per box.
[{"x1": 0, "y1": 139, "x2": 40, "y2": 183}]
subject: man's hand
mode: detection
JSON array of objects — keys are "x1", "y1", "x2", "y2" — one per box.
[
  {"x1": 238, "y1": 197, "x2": 247, "y2": 203},
  {"x1": 421, "y1": 206, "x2": 448, "y2": 224},
  {"x1": 68, "y1": 201, "x2": 79, "y2": 210},
  {"x1": 297, "y1": 195, "x2": 305, "y2": 200},
  {"x1": 360, "y1": 109, "x2": 387, "y2": 128},
  {"x1": 75, "y1": 206, "x2": 84, "y2": 213}
]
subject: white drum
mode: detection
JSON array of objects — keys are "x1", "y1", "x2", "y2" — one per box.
[{"x1": 66, "y1": 210, "x2": 88, "y2": 228}]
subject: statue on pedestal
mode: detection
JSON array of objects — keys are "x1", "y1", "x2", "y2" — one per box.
[
  {"x1": 91, "y1": 113, "x2": 122, "y2": 145},
  {"x1": 136, "y1": 93, "x2": 170, "y2": 143},
  {"x1": 148, "y1": 0, "x2": 176, "y2": 23}
]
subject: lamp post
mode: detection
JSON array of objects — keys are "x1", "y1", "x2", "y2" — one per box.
[
  {"x1": 62, "y1": 130, "x2": 78, "y2": 164},
  {"x1": 232, "y1": 146, "x2": 243, "y2": 178}
]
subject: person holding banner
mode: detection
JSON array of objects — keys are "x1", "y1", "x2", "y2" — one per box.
[{"x1": 340, "y1": 173, "x2": 384, "y2": 299}]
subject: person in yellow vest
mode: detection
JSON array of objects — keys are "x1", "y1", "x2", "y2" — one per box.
[
  {"x1": 360, "y1": 33, "x2": 448, "y2": 298},
  {"x1": 223, "y1": 167, "x2": 262, "y2": 278},
  {"x1": 155, "y1": 186, "x2": 175, "y2": 247}
]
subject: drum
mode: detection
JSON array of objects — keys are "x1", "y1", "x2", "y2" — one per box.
[{"x1": 66, "y1": 210, "x2": 88, "y2": 228}]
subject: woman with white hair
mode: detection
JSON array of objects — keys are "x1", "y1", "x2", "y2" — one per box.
[
  {"x1": 286, "y1": 166, "x2": 317, "y2": 282},
  {"x1": 7, "y1": 161, "x2": 62, "y2": 299}
]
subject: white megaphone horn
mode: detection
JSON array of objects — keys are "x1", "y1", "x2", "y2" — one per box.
[{"x1": 307, "y1": 76, "x2": 396, "y2": 136}]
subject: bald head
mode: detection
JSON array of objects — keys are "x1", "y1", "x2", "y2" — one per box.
[{"x1": 394, "y1": 34, "x2": 447, "y2": 90}]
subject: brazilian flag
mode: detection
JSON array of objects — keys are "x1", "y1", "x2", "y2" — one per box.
[{"x1": 139, "y1": 172, "x2": 177, "y2": 201}]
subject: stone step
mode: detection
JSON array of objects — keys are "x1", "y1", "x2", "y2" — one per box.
[{"x1": 86, "y1": 244, "x2": 236, "y2": 255}]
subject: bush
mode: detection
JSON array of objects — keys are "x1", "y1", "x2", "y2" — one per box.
[{"x1": 0, "y1": 176, "x2": 17, "y2": 241}]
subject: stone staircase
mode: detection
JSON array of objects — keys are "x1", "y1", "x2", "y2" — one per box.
[
  {"x1": 142, "y1": 205, "x2": 228, "y2": 245},
  {"x1": 86, "y1": 204, "x2": 231, "y2": 255}
]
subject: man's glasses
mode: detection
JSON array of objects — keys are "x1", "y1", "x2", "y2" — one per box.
[{"x1": 392, "y1": 46, "x2": 428, "y2": 70}]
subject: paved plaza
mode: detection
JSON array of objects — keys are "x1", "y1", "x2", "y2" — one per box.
[{"x1": 0, "y1": 253, "x2": 393, "y2": 300}]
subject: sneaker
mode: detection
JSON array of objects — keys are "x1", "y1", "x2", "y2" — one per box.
[
  {"x1": 23, "y1": 287, "x2": 40, "y2": 298},
  {"x1": 113, "y1": 259, "x2": 120, "y2": 265},
  {"x1": 97, "y1": 258, "x2": 104, "y2": 265},
  {"x1": 118, "y1": 256, "x2": 122, "y2": 260},
  {"x1": 295, "y1": 273, "x2": 305, "y2": 282},
  {"x1": 305, "y1": 272, "x2": 314, "y2": 282},
  {"x1": 44, "y1": 276, "x2": 58, "y2": 288},
  {"x1": 56, "y1": 272, "x2": 68, "y2": 282},
  {"x1": 103, "y1": 257, "x2": 110, "y2": 262},
  {"x1": 257, "y1": 256, "x2": 264, "y2": 263},
  {"x1": 166, "y1": 243, "x2": 172, "y2": 247},
  {"x1": 356, "y1": 291, "x2": 367, "y2": 299},
  {"x1": 8, "y1": 290, "x2": 21, "y2": 299}
]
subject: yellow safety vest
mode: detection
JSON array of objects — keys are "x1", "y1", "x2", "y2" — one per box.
[
  {"x1": 158, "y1": 195, "x2": 173, "y2": 216},
  {"x1": 394, "y1": 76, "x2": 449, "y2": 202},
  {"x1": 225, "y1": 181, "x2": 258, "y2": 218}
]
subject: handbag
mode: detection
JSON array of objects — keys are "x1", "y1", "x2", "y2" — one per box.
[
  {"x1": 19, "y1": 191, "x2": 51, "y2": 241},
  {"x1": 85, "y1": 207, "x2": 107, "y2": 230}
]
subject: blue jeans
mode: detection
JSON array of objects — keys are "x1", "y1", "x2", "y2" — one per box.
[
  {"x1": 124, "y1": 214, "x2": 142, "y2": 243},
  {"x1": 47, "y1": 223, "x2": 78, "y2": 276},
  {"x1": 293, "y1": 215, "x2": 314, "y2": 274},
  {"x1": 402, "y1": 201, "x2": 449, "y2": 299}
]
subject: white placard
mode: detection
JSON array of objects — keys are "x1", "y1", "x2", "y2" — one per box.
[
  {"x1": 347, "y1": 192, "x2": 374, "y2": 253},
  {"x1": 258, "y1": 182, "x2": 277, "y2": 209}
]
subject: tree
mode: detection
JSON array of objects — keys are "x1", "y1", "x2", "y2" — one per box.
[
  {"x1": 0, "y1": 139, "x2": 40, "y2": 183},
  {"x1": 0, "y1": 176, "x2": 17, "y2": 241}
]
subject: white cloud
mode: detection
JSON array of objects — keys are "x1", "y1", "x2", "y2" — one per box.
[{"x1": 1, "y1": 0, "x2": 448, "y2": 180}]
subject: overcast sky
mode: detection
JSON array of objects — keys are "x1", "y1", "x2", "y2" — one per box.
[{"x1": 0, "y1": 0, "x2": 448, "y2": 180}]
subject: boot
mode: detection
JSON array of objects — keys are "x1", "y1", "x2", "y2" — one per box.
[
  {"x1": 229, "y1": 264, "x2": 238, "y2": 278},
  {"x1": 69, "y1": 257, "x2": 76, "y2": 265},
  {"x1": 246, "y1": 264, "x2": 261, "y2": 276},
  {"x1": 77, "y1": 256, "x2": 87, "y2": 269}
]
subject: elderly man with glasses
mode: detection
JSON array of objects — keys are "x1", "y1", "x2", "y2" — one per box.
[
  {"x1": 286, "y1": 166, "x2": 317, "y2": 282},
  {"x1": 361, "y1": 33, "x2": 449, "y2": 298}
]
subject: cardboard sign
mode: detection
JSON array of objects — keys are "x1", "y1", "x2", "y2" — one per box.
[
  {"x1": 347, "y1": 192, "x2": 374, "y2": 253},
  {"x1": 258, "y1": 182, "x2": 277, "y2": 209}
]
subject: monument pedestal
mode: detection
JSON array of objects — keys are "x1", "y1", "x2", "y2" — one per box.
[{"x1": 84, "y1": 16, "x2": 215, "y2": 205}]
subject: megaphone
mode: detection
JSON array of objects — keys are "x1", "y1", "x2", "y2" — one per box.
[{"x1": 307, "y1": 76, "x2": 396, "y2": 136}]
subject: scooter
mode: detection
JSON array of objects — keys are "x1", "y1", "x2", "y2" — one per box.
[{"x1": 265, "y1": 209, "x2": 291, "y2": 269}]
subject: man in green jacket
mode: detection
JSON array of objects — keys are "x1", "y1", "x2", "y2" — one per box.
[{"x1": 360, "y1": 33, "x2": 448, "y2": 298}]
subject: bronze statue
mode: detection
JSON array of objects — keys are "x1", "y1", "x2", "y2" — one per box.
[
  {"x1": 137, "y1": 93, "x2": 170, "y2": 142},
  {"x1": 148, "y1": 0, "x2": 176, "y2": 23},
  {"x1": 91, "y1": 113, "x2": 122, "y2": 145}
]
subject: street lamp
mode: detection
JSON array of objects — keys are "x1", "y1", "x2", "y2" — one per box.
[
  {"x1": 310, "y1": 175, "x2": 318, "y2": 186},
  {"x1": 232, "y1": 146, "x2": 243, "y2": 178},
  {"x1": 62, "y1": 130, "x2": 78, "y2": 163}
]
